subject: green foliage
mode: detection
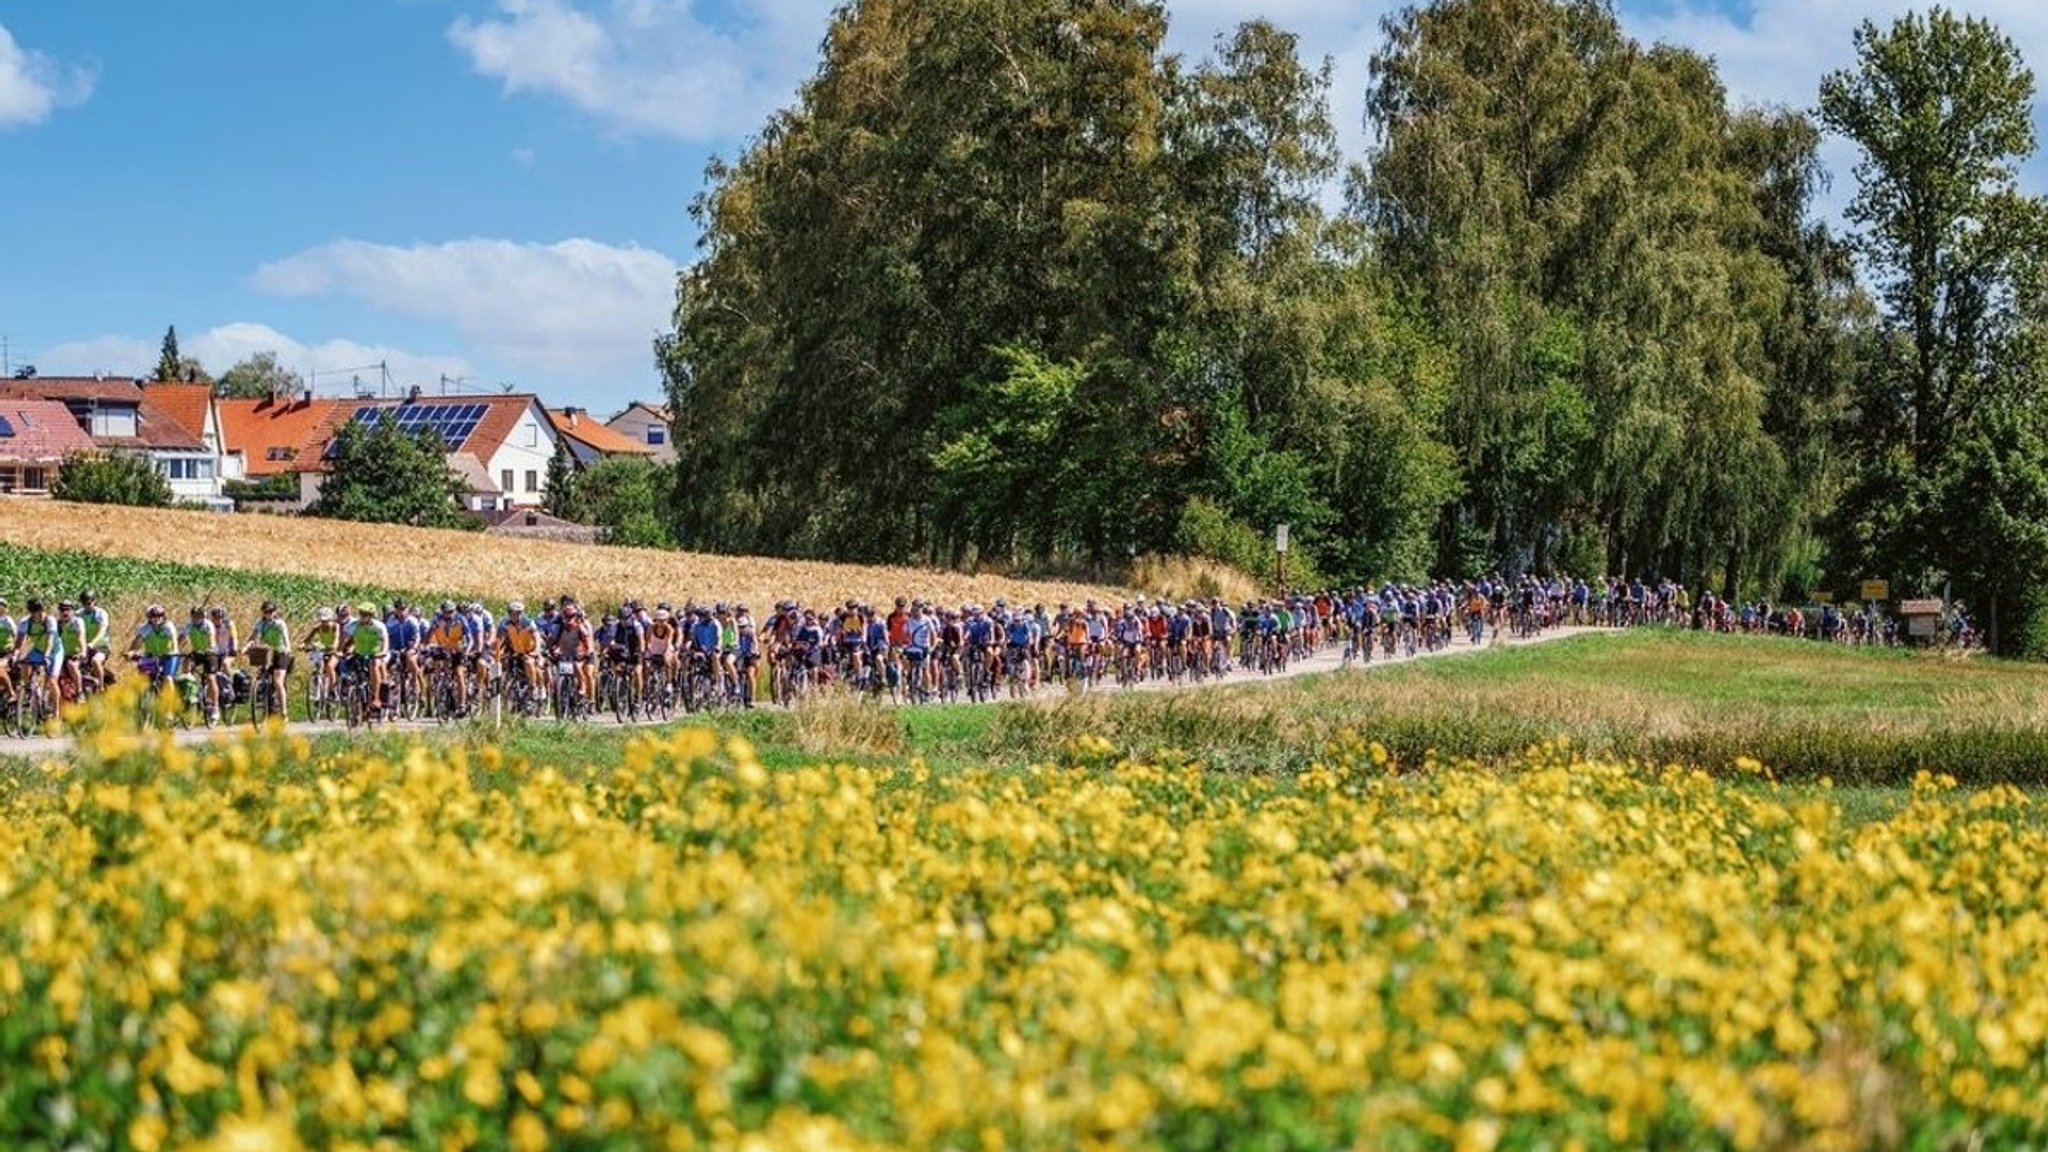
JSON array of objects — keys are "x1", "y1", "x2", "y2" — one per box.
[
  {"x1": 213, "y1": 350, "x2": 303, "y2": 400},
  {"x1": 221, "y1": 473, "x2": 298, "y2": 503},
  {"x1": 542, "y1": 447, "x2": 581, "y2": 522},
  {"x1": 1820, "y1": 6, "x2": 2048, "y2": 655},
  {"x1": 154, "y1": 326, "x2": 181, "y2": 384},
  {"x1": 927, "y1": 347, "x2": 1078, "y2": 565},
  {"x1": 1173, "y1": 498, "x2": 1327, "y2": 593},
  {"x1": 575, "y1": 456, "x2": 676, "y2": 549},
  {"x1": 51, "y1": 453, "x2": 173, "y2": 508},
  {"x1": 307, "y1": 417, "x2": 469, "y2": 529},
  {"x1": 1363, "y1": 0, "x2": 1859, "y2": 586},
  {"x1": 152, "y1": 324, "x2": 208, "y2": 384}
]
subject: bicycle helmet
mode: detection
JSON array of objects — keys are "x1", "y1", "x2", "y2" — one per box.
[
  {"x1": 507, "y1": 601, "x2": 525, "y2": 614},
  {"x1": 439, "y1": 600, "x2": 456, "y2": 614},
  {"x1": 316, "y1": 607, "x2": 334, "y2": 623}
]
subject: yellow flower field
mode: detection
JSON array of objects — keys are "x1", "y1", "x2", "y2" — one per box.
[{"x1": 2, "y1": 706, "x2": 2045, "y2": 1148}]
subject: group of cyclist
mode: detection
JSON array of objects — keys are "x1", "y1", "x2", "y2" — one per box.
[{"x1": 0, "y1": 570, "x2": 1955, "y2": 730}]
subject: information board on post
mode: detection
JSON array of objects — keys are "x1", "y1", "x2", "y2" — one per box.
[{"x1": 1860, "y1": 579, "x2": 1890, "y2": 602}]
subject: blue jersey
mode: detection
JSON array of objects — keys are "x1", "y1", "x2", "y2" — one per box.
[
  {"x1": 965, "y1": 617, "x2": 995, "y2": 646},
  {"x1": 387, "y1": 614, "x2": 422, "y2": 653},
  {"x1": 690, "y1": 619, "x2": 721, "y2": 652}
]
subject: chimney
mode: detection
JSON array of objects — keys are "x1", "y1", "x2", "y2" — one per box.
[
  {"x1": 406, "y1": 385, "x2": 422, "y2": 403},
  {"x1": 564, "y1": 406, "x2": 583, "y2": 427},
  {"x1": 301, "y1": 388, "x2": 313, "y2": 406}
]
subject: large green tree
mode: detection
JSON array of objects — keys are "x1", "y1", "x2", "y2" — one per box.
[
  {"x1": 1820, "y1": 7, "x2": 2048, "y2": 652},
  {"x1": 153, "y1": 326, "x2": 210, "y2": 384},
  {"x1": 1362, "y1": 0, "x2": 1857, "y2": 590},
  {"x1": 307, "y1": 418, "x2": 469, "y2": 529},
  {"x1": 664, "y1": 4, "x2": 1455, "y2": 581},
  {"x1": 214, "y1": 351, "x2": 303, "y2": 400}
]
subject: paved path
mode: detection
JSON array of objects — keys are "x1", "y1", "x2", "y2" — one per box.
[{"x1": 8, "y1": 626, "x2": 1602, "y2": 758}]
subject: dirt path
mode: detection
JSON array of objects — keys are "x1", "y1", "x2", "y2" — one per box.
[{"x1": 7, "y1": 626, "x2": 1603, "y2": 759}]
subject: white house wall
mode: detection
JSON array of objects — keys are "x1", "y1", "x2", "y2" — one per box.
[{"x1": 485, "y1": 405, "x2": 557, "y2": 507}]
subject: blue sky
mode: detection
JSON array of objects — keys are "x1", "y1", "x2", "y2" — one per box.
[{"x1": 3, "y1": 1, "x2": 2044, "y2": 417}]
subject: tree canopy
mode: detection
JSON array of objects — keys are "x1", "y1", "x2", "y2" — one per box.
[
  {"x1": 52, "y1": 452, "x2": 173, "y2": 508},
  {"x1": 215, "y1": 351, "x2": 304, "y2": 400},
  {"x1": 306, "y1": 418, "x2": 470, "y2": 529}
]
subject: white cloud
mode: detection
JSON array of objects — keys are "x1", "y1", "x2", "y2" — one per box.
[
  {"x1": 34, "y1": 324, "x2": 476, "y2": 394},
  {"x1": 0, "y1": 22, "x2": 96, "y2": 129},
  {"x1": 252, "y1": 238, "x2": 680, "y2": 381},
  {"x1": 448, "y1": 0, "x2": 828, "y2": 140}
]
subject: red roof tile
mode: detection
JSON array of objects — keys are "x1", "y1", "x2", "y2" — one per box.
[
  {"x1": 0, "y1": 400, "x2": 98, "y2": 463},
  {"x1": 550, "y1": 408, "x2": 654, "y2": 456},
  {"x1": 141, "y1": 383, "x2": 213, "y2": 444},
  {"x1": 217, "y1": 395, "x2": 349, "y2": 477},
  {"x1": 134, "y1": 397, "x2": 206, "y2": 450},
  {"x1": 0, "y1": 377, "x2": 147, "y2": 404}
]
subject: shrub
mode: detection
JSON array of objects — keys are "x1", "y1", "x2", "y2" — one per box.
[{"x1": 51, "y1": 452, "x2": 173, "y2": 507}]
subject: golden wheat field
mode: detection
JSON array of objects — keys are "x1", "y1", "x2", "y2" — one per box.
[{"x1": 0, "y1": 502, "x2": 1134, "y2": 608}]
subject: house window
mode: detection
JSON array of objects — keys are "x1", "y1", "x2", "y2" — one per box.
[
  {"x1": 24, "y1": 467, "x2": 46, "y2": 490},
  {"x1": 198, "y1": 458, "x2": 214, "y2": 479},
  {"x1": 266, "y1": 446, "x2": 296, "y2": 462},
  {"x1": 501, "y1": 469, "x2": 515, "y2": 494},
  {"x1": 525, "y1": 470, "x2": 538, "y2": 493},
  {"x1": 525, "y1": 422, "x2": 539, "y2": 447},
  {"x1": 646, "y1": 426, "x2": 666, "y2": 446},
  {"x1": 162, "y1": 459, "x2": 182, "y2": 481}
]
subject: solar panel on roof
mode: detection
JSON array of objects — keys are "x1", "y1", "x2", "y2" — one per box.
[{"x1": 0, "y1": 415, "x2": 14, "y2": 438}]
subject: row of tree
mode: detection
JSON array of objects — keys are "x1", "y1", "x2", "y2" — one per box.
[{"x1": 658, "y1": 0, "x2": 2048, "y2": 655}]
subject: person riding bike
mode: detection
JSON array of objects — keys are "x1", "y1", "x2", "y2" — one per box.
[
  {"x1": 348, "y1": 602, "x2": 390, "y2": 719},
  {"x1": 77, "y1": 590, "x2": 112, "y2": 696},
  {"x1": 128, "y1": 604, "x2": 179, "y2": 694},
  {"x1": 248, "y1": 600, "x2": 294, "y2": 716},
  {"x1": 498, "y1": 602, "x2": 543, "y2": 698},
  {"x1": 180, "y1": 607, "x2": 220, "y2": 722},
  {"x1": 425, "y1": 600, "x2": 472, "y2": 716}
]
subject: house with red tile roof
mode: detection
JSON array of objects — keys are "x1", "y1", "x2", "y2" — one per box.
[
  {"x1": 139, "y1": 382, "x2": 229, "y2": 505},
  {"x1": 0, "y1": 376, "x2": 228, "y2": 506},
  {"x1": 549, "y1": 406, "x2": 656, "y2": 467},
  {"x1": 286, "y1": 389, "x2": 561, "y2": 512},
  {"x1": 0, "y1": 400, "x2": 98, "y2": 495},
  {"x1": 605, "y1": 401, "x2": 674, "y2": 464},
  {"x1": 216, "y1": 392, "x2": 348, "y2": 482}
]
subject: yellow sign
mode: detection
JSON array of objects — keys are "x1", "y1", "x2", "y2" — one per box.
[
  {"x1": 1860, "y1": 580, "x2": 1890, "y2": 602},
  {"x1": 1812, "y1": 591, "x2": 1834, "y2": 604}
]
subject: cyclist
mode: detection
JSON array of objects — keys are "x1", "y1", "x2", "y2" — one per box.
[
  {"x1": 13, "y1": 600, "x2": 58, "y2": 712},
  {"x1": 303, "y1": 606, "x2": 341, "y2": 706},
  {"x1": 128, "y1": 603, "x2": 179, "y2": 690},
  {"x1": 1003, "y1": 603, "x2": 1037, "y2": 691},
  {"x1": 963, "y1": 603, "x2": 998, "y2": 690},
  {"x1": 53, "y1": 600, "x2": 88, "y2": 702},
  {"x1": 499, "y1": 602, "x2": 543, "y2": 698},
  {"x1": 465, "y1": 601, "x2": 498, "y2": 702},
  {"x1": 425, "y1": 601, "x2": 471, "y2": 716},
  {"x1": 734, "y1": 604, "x2": 759, "y2": 707},
  {"x1": 385, "y1": 601, "x2": 424, "y2": 707},
  {"x1": 181, "y1": 607, "x2": 220, "y2": 722},
  {"x1": 348, "y1": 602, "x2": 390, "y2": 719},
  {"x1": 550, "y1": 603, "x2": 595, "y2": 707},
  {"x1": 901, "y1": 601, "x2": 936, "y2": 699},
  {"x1": 248, "y1": 601, "x2": 293, "y2": 716},
  {"x1": 209, "y1": 607, "x2": 241, "y2": 711},
  {"x1": 78, "y1": 590, "x2": 112, "y2": 695},
  {"x1": 0, "y1": 596, "x2": 15, "y2": 702}
]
